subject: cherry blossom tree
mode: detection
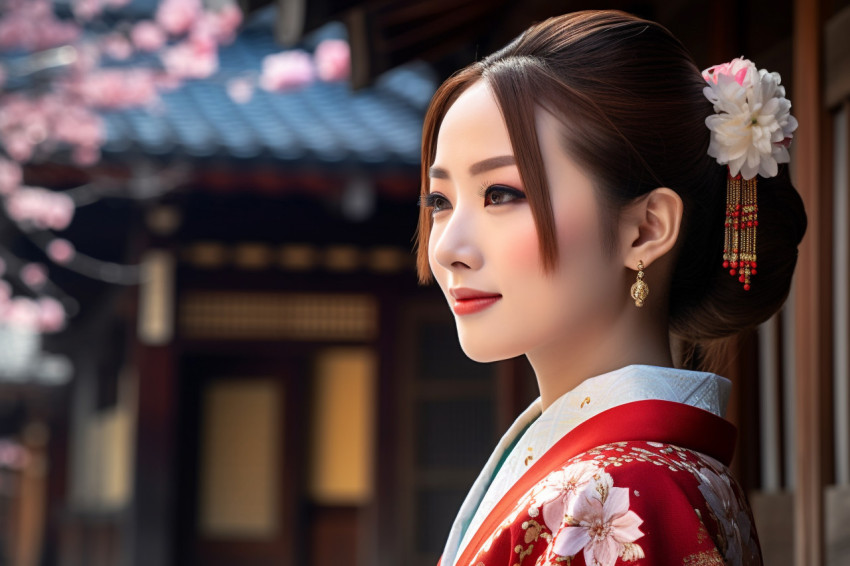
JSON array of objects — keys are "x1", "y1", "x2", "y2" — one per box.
[{"x1": 0, "y1": 0, "x2": 351, "y2": 348}]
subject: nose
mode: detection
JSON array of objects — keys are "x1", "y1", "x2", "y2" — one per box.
[{"x1": 430, "y1": 210, "x2": 484, "y2": 272}]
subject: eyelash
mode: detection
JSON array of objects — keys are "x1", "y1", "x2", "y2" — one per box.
[
  {"x1": 478, "y1": 183, "x2": 526, "y2": 206},
  {"x1": 419, "y1": 184, "x2": 526, "y2": 214}
]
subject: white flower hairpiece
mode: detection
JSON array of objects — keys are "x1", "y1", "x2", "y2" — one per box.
[{"x1": 702, "y1": 57, "x2": 798, "y2": 180}]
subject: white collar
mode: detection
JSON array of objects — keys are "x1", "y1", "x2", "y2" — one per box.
[{"x1": 444, "y1": 364, "x2": 731, "y2": 566}]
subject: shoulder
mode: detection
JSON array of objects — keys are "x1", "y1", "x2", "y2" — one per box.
[{"x1": 502, "y1": 441, "x2": 760, "y2": 566}]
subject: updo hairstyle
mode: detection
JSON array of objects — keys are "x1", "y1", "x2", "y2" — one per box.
[{"x1": 415, "y1": 10, "x2": 806, "y2": 365}]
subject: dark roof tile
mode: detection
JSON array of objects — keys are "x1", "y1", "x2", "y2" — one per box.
[{"x1": 99, "y1": 21, "x2": 436, "y2": 168}]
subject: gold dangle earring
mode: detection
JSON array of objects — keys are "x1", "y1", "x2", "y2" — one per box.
[{"x1": 630, "y1": 261, "x2": 649, "y2": 307}]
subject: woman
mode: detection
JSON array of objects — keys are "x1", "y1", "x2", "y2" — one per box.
[{"x1": 416, "y1": 10, "x2": 805, "y2": 566}]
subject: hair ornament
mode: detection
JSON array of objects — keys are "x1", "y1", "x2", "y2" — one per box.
[{"x1": 702, "y1": 57, "x2": 798, "y2": 290}]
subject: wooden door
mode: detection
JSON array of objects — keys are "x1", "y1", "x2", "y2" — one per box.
[{"x1": 176, "y1": 356, "x2": 306, "y2": 566}]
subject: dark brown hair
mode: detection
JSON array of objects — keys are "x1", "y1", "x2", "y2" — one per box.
[{"x1": 415, "y1": 10, "x2": 806, "y2": 367}]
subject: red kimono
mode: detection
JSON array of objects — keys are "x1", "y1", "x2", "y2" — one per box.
[{"x1": 444, "y1": 400, "x2": 761, "y2": 566}]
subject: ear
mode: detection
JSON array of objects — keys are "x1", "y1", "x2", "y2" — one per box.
[{"x1": 618, "y1": 187, "x2": 683, "y2": 270}]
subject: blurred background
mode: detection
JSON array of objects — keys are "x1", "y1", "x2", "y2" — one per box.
[{"x1": 0, "y1": 0, "x2": 846, "y2": 565}]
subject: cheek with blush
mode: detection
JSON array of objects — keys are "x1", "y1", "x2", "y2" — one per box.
[
  {"x1": 500, "y1": 219, "x2": 543, "y2": 274},
  {"x1": 553, "y1": 198, "x2": 605, "y2": 268}
]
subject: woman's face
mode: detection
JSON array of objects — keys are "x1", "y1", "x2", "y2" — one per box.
[{"x1": 427, "y1": 81, "x2": 626, "y2": 363}]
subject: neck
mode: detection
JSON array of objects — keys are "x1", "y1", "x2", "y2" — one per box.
[{"x1": 527, "y1": 310, "x2": 673, "y2": 411}]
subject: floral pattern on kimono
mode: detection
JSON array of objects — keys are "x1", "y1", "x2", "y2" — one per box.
[{"x1": 462, "y1": 441, "x2": 761, "y2": 566}]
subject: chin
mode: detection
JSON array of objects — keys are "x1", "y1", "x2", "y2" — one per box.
[{"x1": 457, "y1": 331, "x2": 521, "y2": 363}]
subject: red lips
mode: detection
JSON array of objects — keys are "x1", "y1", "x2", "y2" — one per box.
[{"x1": 449, "y1": 287, "x2": 502, "y2": 315}]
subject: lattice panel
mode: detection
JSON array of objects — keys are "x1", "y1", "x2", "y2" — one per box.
[{"x1": 179, "y1": 292, "x2": 377, "y2": 341}]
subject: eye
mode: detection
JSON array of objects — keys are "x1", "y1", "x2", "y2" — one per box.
[
  {"x1": 420, "y1": 192, "x2": 452, "y2": 214},
  {"x1": 482, "y1": 185, "x2": 526, "y2": 206}
]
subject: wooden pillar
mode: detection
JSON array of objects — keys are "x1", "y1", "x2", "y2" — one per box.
[
  {"x1": 792, "y1": 0, "x2": 827, "y2": 564},
  {"x1": 127, "y1": 343, "x2": 177, "y2": 566},
  {"x1": 126, "y1": 248, "x2": 178, "y2": 566}
]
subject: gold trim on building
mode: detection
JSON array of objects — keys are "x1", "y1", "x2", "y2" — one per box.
[{"x1": 179, "y1": 291, "x2": 378, "y2": 341}]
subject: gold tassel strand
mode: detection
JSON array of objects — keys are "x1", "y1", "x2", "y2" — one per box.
[
  {"x1": 739, "y1": 176, "x2": 758, "y2": 291},
  {"x1": 722, "y1": 173, "x2": 757, "y2": 291},
  {"x1": 722, "y1": 174, "x2": 741, "y2": 281}
]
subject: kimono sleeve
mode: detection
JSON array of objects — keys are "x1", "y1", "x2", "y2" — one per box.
[{"x1": 519, "y1": 449, "x2": 761, "y2": 566}]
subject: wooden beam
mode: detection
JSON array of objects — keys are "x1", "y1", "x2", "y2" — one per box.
[
  {"x1": 792, "y1": 0, "x2": 827, "y2": 564},
  {"x1": 126, "y1": 342, "x2": 177, "y2": 566}
]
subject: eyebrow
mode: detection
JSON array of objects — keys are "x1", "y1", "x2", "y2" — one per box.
[{"x1": 429, "y1": 155, "x2": 517, "y2": 179}]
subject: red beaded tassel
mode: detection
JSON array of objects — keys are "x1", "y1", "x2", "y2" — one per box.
[{"x1": 722, "y1": 173, "x2": 758, "y2": 290}]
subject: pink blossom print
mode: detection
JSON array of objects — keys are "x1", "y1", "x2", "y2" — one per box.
[{"x1": 550, "y1": 475, "x2": 645, "y2": 566}]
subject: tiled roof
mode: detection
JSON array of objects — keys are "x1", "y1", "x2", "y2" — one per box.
[{"x1": 100, "y1": 19, "x2": 437, "y2": 168}]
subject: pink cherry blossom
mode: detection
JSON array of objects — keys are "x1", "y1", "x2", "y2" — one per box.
[
  {"x1": 131, "y1": 21, "x2": 167, "y2": 52},
  {"x1": 314, "y1": 39, "x2": 351, "y2": 82},
  {"x1": 193, "y1": 5, "x2": 242, "y2": 46},
  {"x1": 226, "y1": 77, "x2": 255, "y2": 104},
  {"x1": 0, "y1": 92, "x2": 104, "y2": 165},
  {"x1": 213, "y1": 3, "x2": 243, "y2": 45},
  {"x1": 538, "y1": 462, "x2": 601, "y2": 533},
  {"x1": 101, "y1": 32, "x2": 133, "y2": 61},
  {"x1": 0, "y1": 158, "x2": 22, "y2": 195},
  {"x1": 71, "y1": 145, "x2": 100, "y2": 166},
  {"x1": 0, "y1": 0, "x2": 81, "y2": 50},
  {"x1": 0, "y1": 65, "x2": 6, "y2": 91},
  {"x1": 68, "y1": 69, "x2": 159, "y2": 109},
  {"x1": 5, "y1": 187, "x2": 75, "y2": 230},
  {"x1": 260, "y1": 51, "x2": 315, "y2": 91},
  {"x1": 161, "y1": 43, "x2": 218, "y2": 80},
  {"x1": 551, "y1": 482, "x2": 644, "y2": 566},
  {"x1": 21, "y1": 263, "x2": 47, "y2": 289},
  {"x1": 0, "y1": 279, "x2": 10, "y2": 301},
  {"x1": 156, "y1": 0, "x2": 203, "y2": 37},
  {"x1": 5, "y1": 137, "x2": 35, "y2": 162},
  {"x1": 51, "y1": 103, "x2": 104, "y2": 151},
  {"x1": 37, "y1": 296, "x2": 66, "y2": 333},
  {"x1": 47, "y1": 239, "x2": 76, "y2": 264},
  {"x1": 70, "y1": 43, "x2": 102, "y2": 74},
  {"x1": 4, "y1": 296, "x2": 40, "y2": 328},
  {"x1": 72, "y1": 0, "x2": 104, "y2": 22},
  {"x1": 44, "y1": 191, "x2": 76, "y2": 230}
]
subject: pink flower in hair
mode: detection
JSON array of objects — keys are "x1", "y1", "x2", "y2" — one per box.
[
  {"x1": 702, "y1": 57, "x2": 798, "y2": 179},
  {"x1": 702, "y1": 57, "x2": 756, "y2": 88}
]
